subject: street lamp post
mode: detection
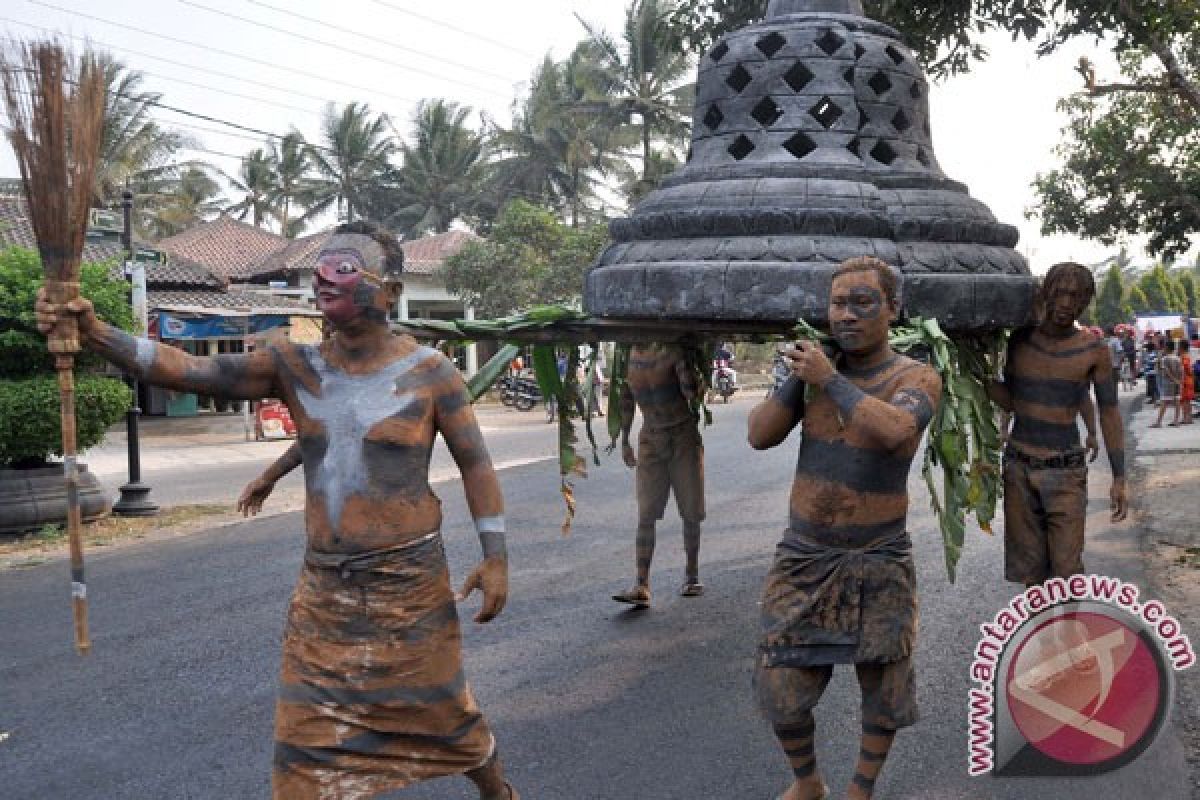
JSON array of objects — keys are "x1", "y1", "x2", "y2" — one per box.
[{"x1": 112, "y1": 189, "x2": 158, "y2": 516}]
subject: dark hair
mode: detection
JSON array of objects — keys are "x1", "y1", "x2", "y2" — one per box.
[
  {"x1": 1145, "y1": 341, "x2": 1157, "y2": 352},
  {"x1": 832, "y1": 256, "x2": 898, "y2": 309},
  {"x1": 1040, "y1": 261, "x2": 1096, "y2": 308},
  {"x1": 1179, "y1": 339, "x2": 1190, "y2": 355},
  {"x1": 334, "y1": 220, "x2": 404, "y2": 281}
]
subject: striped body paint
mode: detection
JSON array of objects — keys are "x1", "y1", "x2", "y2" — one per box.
[
  {"x1": 786, "y1": 355, "x2": 936, "y2": 548},
  {"x1": 618, "y1": 344, "x2": 704, "y2": 593},
  {"x1": 993, "y1": 323, "x2": 1126, "y2": 583}
]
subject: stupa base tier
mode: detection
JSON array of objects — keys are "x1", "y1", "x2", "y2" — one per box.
[{"x1": 585, "y1": 263, "x2": 1035, "y2": 331}]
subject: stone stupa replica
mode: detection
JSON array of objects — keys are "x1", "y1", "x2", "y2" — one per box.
[{"x1": 584, "y1": 0, "x2": 1036, "y2": 332}]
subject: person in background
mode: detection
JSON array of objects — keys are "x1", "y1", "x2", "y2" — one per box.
[
  {"x1": 1143, "y1": 340, "x2": 1160, "y2": 405},
  {"x1": 1151, "y1": 339, "x2": 1182, "y2": 428},
  {"x1": 1178, "y1": 339, "x2": 1194, "y2": 425},
  {"x1": 1120, "y1": 328, "x2": 1138, "y2": 391}
]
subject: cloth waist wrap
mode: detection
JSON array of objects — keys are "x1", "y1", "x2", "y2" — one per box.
[
  {"x1": 272, "y1": 530, "x2": 496, "y2": 799},
  {"x1": 759, "y1": 526, "x2": 917, "y2": 668}
]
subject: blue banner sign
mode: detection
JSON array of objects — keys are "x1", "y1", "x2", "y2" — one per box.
[{"x1": 157, "y1": 313, "x2": 291, "y2": 340}]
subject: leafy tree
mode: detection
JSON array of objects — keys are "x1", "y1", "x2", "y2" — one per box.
[
  {"x1": 143, "y1": 166, "x2": 223, "y2": 239},
  {"x1": 1094, "y1": 264, "x2": 1131, "y2": 327},
  {"x1": 1177, "y1": 271, "x2": 1198, "y2": 318},
  {"x1": 578, "y1": 0, "x2": 695, "y2": 197},
  {"x1": 438, "y1": 200, "x2": 608, "y2": 317},
  {"x1": 305, "y1": 102, "x2": 395, "y2": 223},
  {"x1": 0, "y1": 248, "x2": 133, "y2": 377},
  {"x1": 666, "y1": 1, "x2": 1200, "y2": 95},
  {"x1": 1137, "y1": 264, "x2": 1183, "y2": 311},
  {"x1": 389, "y1": 99, "x2": 489, "y2": 237},
  {"x1": 1127, "y1": 284, "x2": 1150, "y2": 313},
  {"x1": 222, "y1": 148, "x2": 276, "y2": 227},
  {"x1": 1032, "y1": 47, "x2": 1199, "y2": 259}
]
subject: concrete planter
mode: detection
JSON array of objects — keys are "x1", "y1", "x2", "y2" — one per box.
[{"x1": 0, "y1": 464, "x2": 111, "y2": 534}]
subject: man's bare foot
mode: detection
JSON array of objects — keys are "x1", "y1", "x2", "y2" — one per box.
[
  {"x1": 776, "y1": 775, "x2": 828, "y2": 800},
  {"x1": 612, "y1": 584, "x2": 651, "y2": 608},
  {"x1": 680, "y1": 579, "x2": 705, "y2": 597}
]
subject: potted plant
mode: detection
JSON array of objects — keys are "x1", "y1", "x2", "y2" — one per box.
[{"x1": 0, "y1": 246, "x2": 132, "y2": 533}]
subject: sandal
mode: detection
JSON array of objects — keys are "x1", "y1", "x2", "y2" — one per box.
[
  {"x1": 680, "y1": 579, "x2": 705, "y2": 597},
  {"x1": 612, "y1": 585, "x2": 651, "y2": 608}
]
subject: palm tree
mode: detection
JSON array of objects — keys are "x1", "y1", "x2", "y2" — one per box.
[
  {"x1": 390, "y1": 99, "x2": 488, "y2": 236},
  {"x1": 490, "y1": 44, "x2": 626, "y2": 226},
  {"x1": 93, "y1": 55, "x2": 190, "y2": 209},
  {"x1": 267, "y1": 132, "x2": 311, "y2": 238},
  {"x1": 143, "y1": 166, "x2": 223, "y2": 239},
  {"x1": 577, "y1": 0, "x2": 694, "y2": 199},
  {"x1": 222, "y1": 148, "x2": 276, "y2": 227},
  {"x1": 305, "y1": 102, "x2": 395, "y2": 224}
]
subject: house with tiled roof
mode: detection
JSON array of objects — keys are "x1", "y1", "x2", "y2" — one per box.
[{"x1": 156, "y1": 213, "x2": 290, "y2": 282}]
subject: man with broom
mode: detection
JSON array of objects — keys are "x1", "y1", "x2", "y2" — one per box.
[
  {"x1": 747, "y1": 257, "x2": 941, "y2": 800},
  {"x1": 36, "y1": 221, "x2": 519, "y2": 800}
]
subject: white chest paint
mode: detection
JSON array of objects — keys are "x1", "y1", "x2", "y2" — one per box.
[{"x1": 295, "y1": 347, "x2": 436, "y2": 531}]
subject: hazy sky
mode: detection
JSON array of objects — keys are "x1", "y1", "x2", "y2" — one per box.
[{"x1": 1, "y1": 0, "x2": 1173, "y2": 272}]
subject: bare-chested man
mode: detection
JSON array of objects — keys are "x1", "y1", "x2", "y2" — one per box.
[
  {"x1": 612, "y1": 343, "x2": 705, "y2": 608},
  {"x1": 748, "y1": 257, "x2": 941, "y2": 800},
  {"x1": 987, "y1": 261, "x2": 1128, "y2": 587},
  {"x1": 37, "y1": 222, "x2": 518, "y2": 800}
]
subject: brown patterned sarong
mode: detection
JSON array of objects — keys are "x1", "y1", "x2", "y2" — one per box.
[
  {"x1": 272, "y1": 532, "x2": 495, "y2": 799},
  {"x1": 758, "y1": 526, "x2": 917, "y2": 667}
]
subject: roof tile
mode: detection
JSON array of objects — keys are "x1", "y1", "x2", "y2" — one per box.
[{"x1": 157, "y1": 214, "x2": 290, "y2": 280}]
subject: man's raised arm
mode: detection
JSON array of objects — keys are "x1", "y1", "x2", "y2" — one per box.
[{"x1": 36, "y1": 291, "x2": 278, "y2": 400}]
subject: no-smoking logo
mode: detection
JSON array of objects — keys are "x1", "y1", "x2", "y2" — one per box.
[{"x1": 994, "y1": 603, "x2": 1172, "y2": 776}]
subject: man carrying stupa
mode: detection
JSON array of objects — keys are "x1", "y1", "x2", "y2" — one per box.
[
  {"x1": 987, "y1": 261, "x2": 1128, "y2": 587},
  {"x1": 612, "y1": 342, "x2": 706, "y2": 608},
  {"x1": 747, "y1": 256, "x2": 941, "y2": 800}
]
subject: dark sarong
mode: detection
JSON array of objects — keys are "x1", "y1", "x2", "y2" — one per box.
[
  {"x1": 272, "y1": 532, "x2": 494, "y2": 799},
  {"x1": 759, "y1": 526, "x2": 917, "y2": 667}
]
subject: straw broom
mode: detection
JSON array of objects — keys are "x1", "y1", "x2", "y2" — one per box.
[{"x1": 1, "y1": 40, "x2": 106, "y2": 655}]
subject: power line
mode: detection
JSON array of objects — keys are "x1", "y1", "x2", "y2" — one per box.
[
  {"x1": 0, "y1": 15, "x2": 339, "y2": 107},
  {"x1": 177, "y1": 0, "x2": 502, "y2": 97},
  {"x1": 367, "y1": 0, "x2": 541, "y2": 60},
  {"x1": 26, "y1": 0, "x2": 423, "y2": 106},
  {"x1": 246, "y1": 0, "x2": 518, "y2": 85}
]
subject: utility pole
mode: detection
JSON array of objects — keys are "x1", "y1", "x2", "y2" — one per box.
[{"x1": 112, "y1": 189, "x2": 158, "y2": 516}]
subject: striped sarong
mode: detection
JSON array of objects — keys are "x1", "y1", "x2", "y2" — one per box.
[{"x1": 272, "y1": 532, "x2": 495, "y2": 799}]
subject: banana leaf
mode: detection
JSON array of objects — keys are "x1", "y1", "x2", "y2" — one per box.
[{"x1": 467, "y1": 343, "x2": 520, "y2": 402}]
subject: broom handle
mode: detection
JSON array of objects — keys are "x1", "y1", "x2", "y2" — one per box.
[
  {"x1": 56, "y1": 354, "x2": 90, "y2": 655},
  {"x1": 45, "y1": 279, "x2": 90, "y2": 655}
]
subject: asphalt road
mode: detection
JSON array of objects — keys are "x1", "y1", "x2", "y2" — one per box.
[{"x1": 1, "y1": 397, "x2": 1190, "y2": 799}]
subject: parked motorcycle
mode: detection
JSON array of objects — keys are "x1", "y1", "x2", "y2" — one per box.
[
  {"x1": 711, "y1": 358, "x2": 738, "y2": 403},
  {"x1": 495, "y1": 373, "x2": 543, "y2": 411}
]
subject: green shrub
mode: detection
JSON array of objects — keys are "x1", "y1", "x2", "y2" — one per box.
[
  {"x1": 0, "y1": 246, "x2": 133, "y2": 379},
  {"x1": 0, "y1": 375, "x2": 131, "y2": 467}
]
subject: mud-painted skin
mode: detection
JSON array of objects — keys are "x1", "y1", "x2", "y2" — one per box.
[
  {"x1": 987, "y1": 273, "x2": 1128, "y2": 522},
  {"x1": 616, "y1": 344, "x2": 704, "y2": 601},
  {"x1": 36, "y1": 235, "x2": 516, "y2": 800},
  {"x1": 748, "y1": 267, "x2": 941, "y2": 800}
]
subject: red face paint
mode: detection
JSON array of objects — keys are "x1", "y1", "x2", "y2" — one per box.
[{"x1": 314, "y1": 252, "x2": 368, "y2": 326}]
